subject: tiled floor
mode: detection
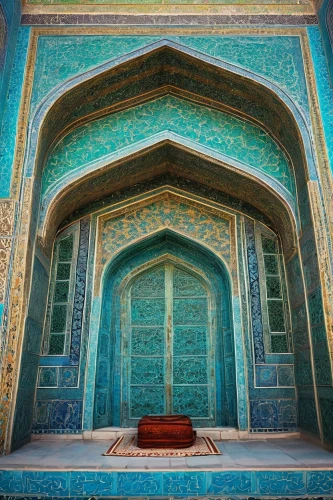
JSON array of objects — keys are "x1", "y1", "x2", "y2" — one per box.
[{"x1": 0, "y1": 438, "x2": 333, "y2": 470}]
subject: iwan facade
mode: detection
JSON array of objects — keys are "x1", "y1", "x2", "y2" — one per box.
[{"x1": 0, "y1": 0, "x2": 333, "y2": 459}]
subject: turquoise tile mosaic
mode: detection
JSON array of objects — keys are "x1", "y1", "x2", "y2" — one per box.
[
  {"x1": 0, "y1": 0, "x2": 21, "y2": 129},
  {"x1": 308, "y1": 27, "x2": 333, "y2": 175},
  {"x1": 31, "y1": 35, "x2": 309, "y2": 116},
  {"x1": 256, "y1": 365, "x2": 277, "y2": 387},
  {"x1": 0, "y1": 26, "x2": 30, "y2": 197},
  {"x1": 277, "y1": 365, "x2": 295, "y2": 386},
  {"x1": 42, "y1": 95, "x2": 294, "y2": 197},
  {"x1": 318, "y1": 0, "x2": 333, "y2": 85}
]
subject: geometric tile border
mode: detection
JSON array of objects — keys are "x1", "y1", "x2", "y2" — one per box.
[
  {"x1": 0, "y1": 469, "x2": 333, "y2": 496},
  {"x1": 20, "y1": 14, "x2": 319, "y2": 26}
]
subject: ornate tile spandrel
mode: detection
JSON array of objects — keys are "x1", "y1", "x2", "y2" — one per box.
[
  {"x1": 0, "y1": 201, "x2": 14, "y2": 236},
  {"x1": 96, "y1": 191, "x2": 236, "y2": 295},
  {"x1": 30, "y1": 33, "x2": 308, "y2": 116},
  {"x1": 0, "y1": 238, "x2": 12, "y2": 303}
]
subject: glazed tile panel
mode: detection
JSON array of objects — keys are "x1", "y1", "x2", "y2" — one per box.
[
  {"x1": 0, "y1": 469, "x2": 333, "y2": 497},
  {"x1": 0, "y1": 27, "x2": 30, "y2": 197},
  {"x1": 307, "y1": 27, "x2": 333, "y2": 174},
  {"x1": 31, "y1": 35, "x2": 308, "y2": 115},
  {"x1": 98, "y1": 193, "x2": 233, "y2": 294},
  {"x1": 42, "y1": 95, "x2": 294, "y2": 196},
  {"x1": 0, "y1": 0, "x2": 21, "y2": 131}
]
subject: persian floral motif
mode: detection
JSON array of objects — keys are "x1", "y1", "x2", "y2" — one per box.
[
  {"x1": 43, "y1": 95, "x2": 293, "y2": 196},
  {"x1": 130, "y1": 358, "x2": 164, "y2": 385},
  {"x1": 131, "y1": 328, "x2": 164, "y2": 356},
  {"x1": 0, "y1": 201, "x2": 14, "y2": 237},
  {"x1": 49, "y1": 401, "x2": 82, "y2": 430},
  {"x1": 173, "y1": 267, "x2": 205, "y2": 296},
  {"x1": 173, "y1": 386, "x2": 209, "y2": 417},
  {"x1": 38, "y1": 367, "x2": 57, "y2": 387},
  {"x1": 244, "y1": 219, "x2": 265, "y2": 363},
  {"x1": 127, "y1": 263, "x2": 212, "y2": 423},
  {"x1": 99, "y1": 192, "x2": 232, "y2": 294},
  {"x1": 277, "y1": 365, "x2": 295, "y2": 387},
  {"x1": 70, "y1": 217, "x2": 90, "y2": 365},
  {"x1": 132, "y1": 268, "x2": 165, "y2": 297},
  {"x1": 0, "y1": 202, "x2": 14, "y2": 305},
  {"x1": 130, "y1": 387, "x2": 165, "y2": 417},
  {"x1": 0, "y1": 238, "x2": 11, "y2": 303},
  {"x1": 58, "y1": 367, "x2": 79, "y2": 387}
]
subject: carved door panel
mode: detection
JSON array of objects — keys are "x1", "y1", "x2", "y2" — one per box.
[{"x1": 122, "y1": 264, "x2": 215, "y2": 427}]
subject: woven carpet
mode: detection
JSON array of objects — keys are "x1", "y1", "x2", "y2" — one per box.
[{"x1": 103, "y1": 435, "x2": 221, "y2": 457}]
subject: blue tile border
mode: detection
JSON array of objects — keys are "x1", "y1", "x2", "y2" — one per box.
[
  {"x1": 244, "y1": 218, "x2": 265, "y2": 363},
  {"x1": 70, "y1": 217, "x2": 90, "y2": 365},
  {"x1": 0, "y1": 469, "x2": 332, "y2": 497}
]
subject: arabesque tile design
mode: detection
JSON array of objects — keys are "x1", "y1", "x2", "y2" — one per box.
[{"x1": 42, "y1": 95, "x2": 294, "y2": 197}]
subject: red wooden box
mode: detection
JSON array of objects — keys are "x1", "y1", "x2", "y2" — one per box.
[{"x1": 137, "y1": 414, "x2": 196, "y2": 449}]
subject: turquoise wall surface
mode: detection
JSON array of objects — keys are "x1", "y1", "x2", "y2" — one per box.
[
  {"x1": 318, "y1": 0, "x2": 333, "y2": 85},
  {"x1": 0, "y1": 0, "x2": 21, "y2": 130},
  {"x1": 0, "y1": 25, "x2": 30, "y2": 198},
  {"x1": 0, "y1": 24, "x2": 332, "y2": 450}
]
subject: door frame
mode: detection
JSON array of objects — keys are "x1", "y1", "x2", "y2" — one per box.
[{"x1": 92, "y1": 231, "x2": 239, "y2": 430}]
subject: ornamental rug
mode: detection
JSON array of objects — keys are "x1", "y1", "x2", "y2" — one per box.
[{"x1": 104, "y1": 435, "x2": 221, "y2": 457}]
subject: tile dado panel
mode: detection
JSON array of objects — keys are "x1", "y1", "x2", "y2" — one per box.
[{"x1": 0, "y1": 469, "x2": 333, "y2": 497}]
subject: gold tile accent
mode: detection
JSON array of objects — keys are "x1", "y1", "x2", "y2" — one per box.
[
  {"x1": 0, "y1": 239, "x2": 12, "y2": 303},
  {"x1": 22, "y1": 3, "x2": 315, "y2": 15},
  {"x1": 308, "y1": 181, "x2": 333, "y2": 372},
  {"x1": 0, "y1": 202, "x2": 15, "y2": 237},
  {"x1": 0, "y1": 179, "x2": 33, "y2": 454}
]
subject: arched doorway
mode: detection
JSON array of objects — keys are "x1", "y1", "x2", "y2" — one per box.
[{"x1": 94, "y1": 233, "x2": 236, "y2": 429}]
